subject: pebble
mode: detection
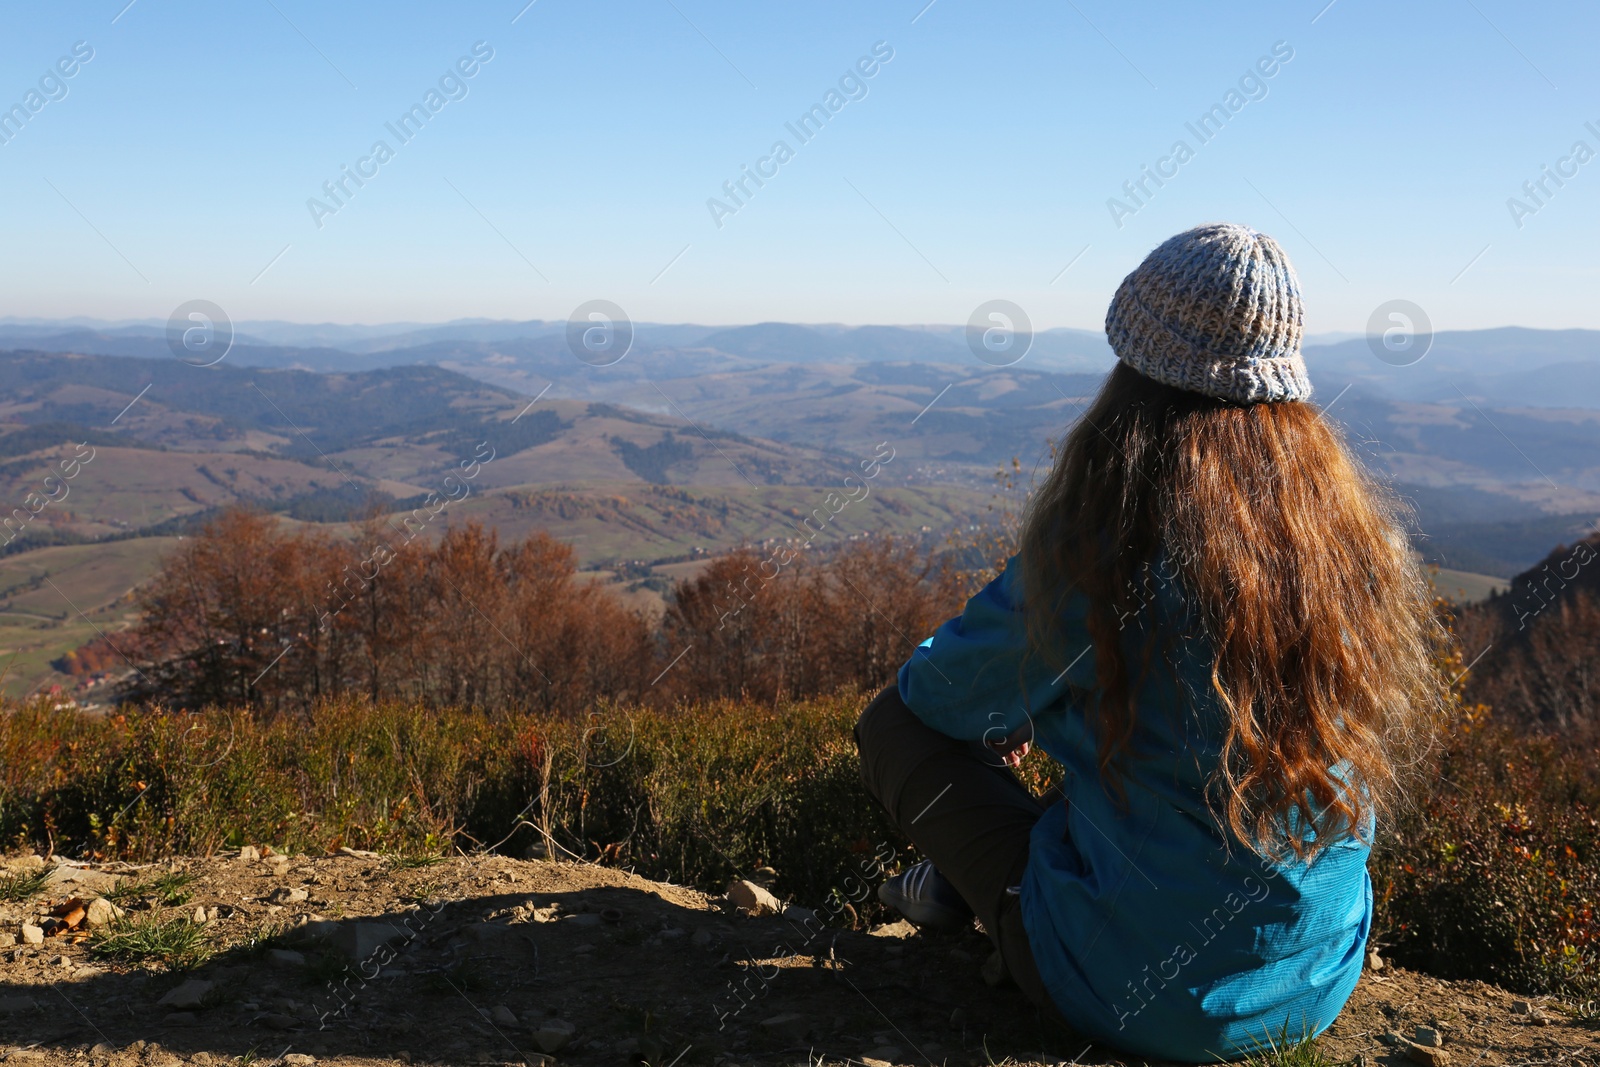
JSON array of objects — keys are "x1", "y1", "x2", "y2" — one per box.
[
  {"x1": 781, "y1": 904, "x2": 816, "y2": 924},
  {"x1": 19, "y1": 924, "x2": 43, "y2": 945},
  {"x1": 532, "y1": 1019, "x2": 576, "y2": 1053},
  {"x1": 1415, "y1": 1025, "x2": 1442, "y2": 1047},
  {"x1": 85, "y1": 898, "x2": 123, "y2": 927},
  {"x1": 491, "y1": 1005, "x2": 519, "y2": 1027},
  {"x1": 868, "y1": 919, "x2": 917, "y2": 939},
  {"x1": 726, "y1": 879, "x2": 782, "y2": 918},
  {"x1": 239, "y1": 845, "x2": 260, "y2": 862},
  {"x1": 758, "y1": 1012, "x2": 808, "y2": 1041},
  {"x1": 283, "y1": 1055, "x2": 316, "y2": 1067},
  {"x1": 266, "y1": 948, "x2": 306, "y2": 967},
  {"x1": 561, "y1": 912, "x2": 602, "y2": 927},
  {"x1": 1511, "y1": 999, "x2": 1532, "y2": 1014},
  {"x1": 1406, "y1": 1045, "x2": 1450, "y2": 1067},
  {"x1": 157, "y1": 978, "x2": 214, "y2": 1009},
  {"x1": 0, "y1": 933, "x2": 13, "y2": 948},
  {"x1": 270, "y1": 887, "x2": 309, "y2": 904},
  {"x1": 1367, "y1": 949, "x2": 1384, "y2": 971},
  {"x1": 691, "y1": 928, "x2": 715, "y2": 947}
]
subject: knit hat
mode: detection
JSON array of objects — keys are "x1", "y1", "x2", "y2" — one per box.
[{"x1": 1104, "y1": 223, "x2": 1311, "y2": 404}]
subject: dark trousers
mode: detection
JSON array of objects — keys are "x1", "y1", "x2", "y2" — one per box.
[{"x1": 854, "y1": 684, "x2": 1056, "y2": 1010}]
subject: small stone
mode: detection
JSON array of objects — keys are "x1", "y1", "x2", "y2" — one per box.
[
  {"x1": 270, "y1": 887, "x2": 308, "y2": 904},
  {"x1": 869, "y1": 919, "x2": 917, "y2": 939},
  {"x1": 1511, "y1": 999, "x2": 1532, "y2": 1014},
  {"x1": 43, "y1": 864, "x2": 122, "y2": 893},
  {"x1": 159, "y1": 1015, "x2": 196, "y2": 1030},
  {"x1": 283, "y1": 1055, "x2": 316, "y2": 1067},
  {"x1": 980, "y1": 950, "x2": 1006, "y2": 988},
  {"x1": 781, "y1": 904, "x2": 816, "y2": 924},
  {"x1": 0, "y1": 933, "x2": 13, "y2": 948},
  {"x1": 239, "y1": 845, "x2": 260, "y2": 862},
  {"x1": 759, "y1": 1012, "x2": 808, "y2": 1041},
  {"x1": 726, "y1": 879, "x2": 782, "y2": 918},
  {"x1": 864, "y1": 1048, "x2": 901, "y2": 1065},
  {"x1": 53, "y1": 953, "x2": 71, "y2": 966},
  {"x1": 1381, "y1": 1031, "x2": 1407, "y2": 1047},
  {"x1": 20, "y1": 923, "x2": 44, "y2": 945},
  {"x1": 491, "y1": 1005, "x2": 519, "y2": 1027},
  {"x1": 1415, "y1": 1026, "x2": 1442, "y2": 1047},
  {"x1": 1406, "y1": 1045, "x2": 1449, "y2": 1067},
  {"x1": 532, "y1": 1019, "x2": 576, "y2": 1053},
  {"x1": 89, "y1": 1043, "x2": 114, "y2": 1056},
  {"x1": 258, "y1": 1012, "x2": 297, "y2": 1030},
  {"x1": 193, "y1": 906, "x2": 208, "y2": 923},
  {"x1": 561, "y1": 912, "x2": 602, "y2": 927},
  {"x1": 0, "y1": 995, "x2": 38, "y2": 1012},
  {"x1": 691, "y1": 928, "x2": 715, "y2": 947},
  {"x1": 85, "y1": 898, "x2": 124, "y2": 927},
  {"x1": 1366, "y1": 949, "x2": 1384, "y2": 971},
  {"x1": 331, "y1": 920, "x2": 405, "y2": 962},
  {"x1": 266, "y1": 948, "x2": 306, "y2": 968},
  {"x1": 156, "y1": 978, "x2": 214, "y2": 1009}
]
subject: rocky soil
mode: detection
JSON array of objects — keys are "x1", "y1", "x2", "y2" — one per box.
[{"x1": 0, "y1": 851, "x2": 1594, "y2": 1067}]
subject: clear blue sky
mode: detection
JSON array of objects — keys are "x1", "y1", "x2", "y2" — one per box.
[{"x1": 0, "y1": 0, "x2": 1595, "y2": 333}]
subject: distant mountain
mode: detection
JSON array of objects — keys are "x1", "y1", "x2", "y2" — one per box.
[{"x1": 1304, "y1": 327, "x2": 1600, "y2": 406}]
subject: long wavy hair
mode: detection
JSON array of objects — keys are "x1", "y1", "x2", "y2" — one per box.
[{"x1": 1018, "y1": 362, "x2": 1445, "y2": 857}]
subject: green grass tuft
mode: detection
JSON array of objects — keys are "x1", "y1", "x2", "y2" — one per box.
[
  {"x1": 0, "y1": 867, "x2": 49, "y2": 903},
  {"x1": 90, "y1": 912, "x2": 210, "y2": 970},
  {"x1": 106, "y1": 869, "x2": 195, "y2": 906},
  {"x1": 1234, "y1": 1031, "x2": 1338, "y2": 1067}
]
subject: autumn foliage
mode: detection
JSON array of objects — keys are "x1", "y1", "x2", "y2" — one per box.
[{"x1": 119, "y1": 508, "x2": 959, "y2": 715}]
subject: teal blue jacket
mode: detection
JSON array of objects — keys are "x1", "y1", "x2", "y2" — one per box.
[{"x1": 897, "y1": 554, "x2": 1370, "y2": 1062}]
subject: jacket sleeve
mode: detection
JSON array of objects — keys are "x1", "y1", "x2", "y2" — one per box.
[{"x1": 896, "y1": 554, "x2": 1096, "y2": 742}]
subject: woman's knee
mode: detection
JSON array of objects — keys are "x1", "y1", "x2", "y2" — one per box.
[{"x1": 855, "y1": 683, "x2": 912, "y2": 757}]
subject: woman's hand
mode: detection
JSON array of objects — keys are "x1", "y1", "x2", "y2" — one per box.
[{"x1": 984, "y1": 720, "x2": 1035, "y2": 767}]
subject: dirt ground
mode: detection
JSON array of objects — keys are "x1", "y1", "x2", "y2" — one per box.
[{"x1": 0, "y1": 851, "x2": 1595, "y2": 1067}]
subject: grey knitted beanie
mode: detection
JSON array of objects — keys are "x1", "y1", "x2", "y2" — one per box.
[{"x1": 1104, "y1": 223, "x2": 1311, "y2": 404}]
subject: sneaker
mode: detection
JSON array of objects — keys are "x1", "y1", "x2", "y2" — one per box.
[{"x1": 878, "y1": 860, "x2": 974, "y2": 930}]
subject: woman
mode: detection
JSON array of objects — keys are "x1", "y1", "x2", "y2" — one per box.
[{"x1": 855, "y1": 223, "x2": 1443, "y2": 1061}]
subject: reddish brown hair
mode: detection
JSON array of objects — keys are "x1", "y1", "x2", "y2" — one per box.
[{"x1": 1018, "y1": 363, "x2": 1445, "y2": 856}]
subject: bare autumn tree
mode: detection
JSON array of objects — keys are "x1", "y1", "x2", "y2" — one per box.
[
  {"x1": 128, "y1": 508, "x2": 331, "y2": 712},
  {"x1": 810, "y1": 536, "x2": 964, "y2": 695},
  {"x1": 126, "y1": 508, "x2": 654, "y2": 717},
  {"x1": 658, "y1": 548, "x2": 797, "y2": 702},
  {"x1": 657, "y1": 537, "x2": 963, "y2": 705}
]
